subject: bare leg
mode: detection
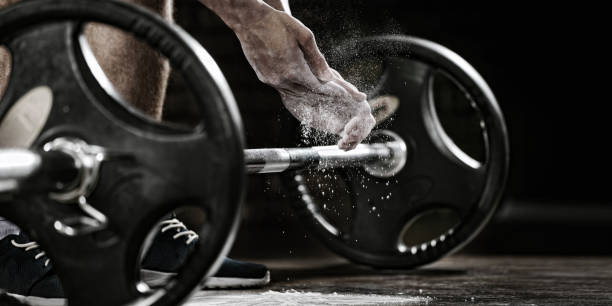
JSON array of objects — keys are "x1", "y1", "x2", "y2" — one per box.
[
  {"x1": 0, "y1": 1, "x2": 18, "y2": 96},
  {"x1": 0, "y1": 0, "x2": 173, "y2": 119},
  {"x1": 0, "y1": 46, "x2": 9, "y2": 97},
  {"x1": 0, "y1": 0, "x2": 173, "y2": 237},
  {"x1": 85, "y1": 0, "x2": 173, "y2": 119}
]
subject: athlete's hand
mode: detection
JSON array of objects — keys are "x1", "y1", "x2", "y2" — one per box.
[{"x1": 229, "y1": 4, "x2": 375, "y2": 150}]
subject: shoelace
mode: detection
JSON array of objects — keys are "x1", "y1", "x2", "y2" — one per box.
[
  {"x1": 8, "y1": 219, "x2": 196, "y2": 267},
  {"x1": 159, "y1": 218, "x2": 198, "y2": 245},
  {"x1": 11, "y1": 240, "x2": 51, "y2": 267}
]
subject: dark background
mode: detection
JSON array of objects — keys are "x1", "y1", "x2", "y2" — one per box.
[{"x1": 170, "y1": 0, "x2": 612, "y2": 257}]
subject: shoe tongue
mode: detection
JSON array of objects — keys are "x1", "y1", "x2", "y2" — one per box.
[{"x1": 167, "y1": 227, "x2": 186, "y2": 240}]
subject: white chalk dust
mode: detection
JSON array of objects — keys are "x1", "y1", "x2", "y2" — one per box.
[{"x1": 186, "y1": 289, "x2": 431, "y2": 305}]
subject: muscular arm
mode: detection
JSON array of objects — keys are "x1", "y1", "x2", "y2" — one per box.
[
  {"x1": 197, "y1": 0, "x2": 375, "y2": 150},
  {"x1": 2, "y1": 0, "x2": 375, "y2": 150}
]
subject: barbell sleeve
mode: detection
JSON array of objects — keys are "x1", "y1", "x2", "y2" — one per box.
[
  {"x1": 245, "y1": 142, "x2": 400, "y2": 174},
  {"x1": 0, "y1": 148, "x2": 80, "y2": 194},
  {"x1": 1, "y1": 135, "x2": 406, "y2": 193}
]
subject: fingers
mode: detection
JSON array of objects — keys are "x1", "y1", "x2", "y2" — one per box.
[
  {"x1": 338, "y1": 111, "x2": 376, "y2": 151},
  {"x1": 300, "y1": 64, "x2": 366, "y2": 102},
  {"x1": 330, "y1": 69, "x2": 342, "y2": 79},
  {"x1": 287, "y1": 17, "x2": 367, "y2": 103},
  {"x1": 290, "y1": 60, "x2": 325, "y2": 90},
  {"x1": 283, "y1": 60, "x2": 350, "y2": 99},
  {"x1": 290, "y1": 19, "x2": 334, "y2": 82},
  {"x1": 331, "y1": 76, "x2": 367, "y2": 102},
  {"x1": 296, "y1": 30, "x2": 367, "y2": 103},
  {"x1": 312, "y1": 78, "x2": 351, "y2": 98}
]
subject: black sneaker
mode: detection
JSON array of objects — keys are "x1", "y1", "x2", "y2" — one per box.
[
  {"x1": 0, "y1": 219, "x2": 270, "y2": 305},
  {"x1": 200, "y1": 257, "x2": 271, "y2": 289},
  {"x1": 141, "y1": 218, "x2": 270, "y2": 289},
  {"x1": 0, "y1": 233, "x2": 63, "y2": 305}
]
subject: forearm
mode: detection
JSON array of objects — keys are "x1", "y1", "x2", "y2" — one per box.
[{"x1": 198, "y1": 0, "x2": 271, "y2": 30}]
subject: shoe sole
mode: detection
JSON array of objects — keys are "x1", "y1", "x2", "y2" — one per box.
[
  {"x1": 201, "y1": 271, "x2": 271, "y2": 289},
  {"x1": 141, "y1": 269, "x2": 271, "y2": 289},
  {"x1": 6, "y1": 293, "x2": 64, "y2": 306},
  {"x1": 6, "y1": 270, "x2": 271, "y2": 305},
  {"x1": 4, "y1": 270, "x2": 271, "y2": 306}
]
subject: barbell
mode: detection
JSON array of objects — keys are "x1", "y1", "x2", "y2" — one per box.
[
  {"x1": 0, "y1": 0, "x2": 509, "y2": 305},
  {"x1": 246, "y1": 130, "x2": 407, "y2": 176}
]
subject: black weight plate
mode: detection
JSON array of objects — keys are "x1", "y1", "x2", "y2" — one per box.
[
  {"x1": 286, "y1": 35, "x2": 509, "y2": 268},
  {"x1": 0, "y1": 0, "x2": 244, "y2": 305}
]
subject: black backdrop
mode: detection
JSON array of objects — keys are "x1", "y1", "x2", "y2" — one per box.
[
  {"x1": 290, "y1": 0, "x2": 612, "y2": 203},
  {"x1": 171, "y1": 0, "x2": 612, "y2": 255}
]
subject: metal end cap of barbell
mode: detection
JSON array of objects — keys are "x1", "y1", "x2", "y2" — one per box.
[{"x1": 363, "y1": 130, "x2": 408, "y2": 178}]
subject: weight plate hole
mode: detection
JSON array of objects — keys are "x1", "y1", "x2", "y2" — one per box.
[
  {"x1": 0, "y1": 85, "x2": 53, "y2": 148},
  {"x1": 428, "y1": 71, "x2": 487, "y2": 166},
  {"x1": 78, "y1": 23, "x2": 204, "y2": 132},
  {"x1": 398, "y1": 208, "x2": 461, "y2": 252},
  {"x1": 300, "y1": 170, "x2": 353, "y2": 235}
]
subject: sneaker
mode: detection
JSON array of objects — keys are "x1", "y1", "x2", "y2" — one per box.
[
  {"x1": 200, "y1": 257, "x2": 271, "y2": 289},
  {"x1": 0, "y1": 219, "x2": 270, "y2": 304},
  {"x1": 0, "y1": 233, "x2": 63, "y2": 306},
  {"x1": 141, "y1": 218, "x2": 270, "y2": 289}
]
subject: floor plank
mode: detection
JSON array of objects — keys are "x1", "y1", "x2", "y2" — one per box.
[{"x1": 187, "y1": 255, "x2": 612, "y2": 305}]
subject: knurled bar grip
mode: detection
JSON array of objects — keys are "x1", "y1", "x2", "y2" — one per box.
[
  {"x1": 245, "y1": 142, "x2": 395, "y2": 174},
  {"x1": 0, "y1": 140, "x2": 401, "y2": 191}
]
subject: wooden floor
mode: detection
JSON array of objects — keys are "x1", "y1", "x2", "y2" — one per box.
[
  {"x1": 187, "y1": 255, "x2": 612, "y2": 305},
  {"x1": 3, "y1": 254, "x2": 609, "y2": 305}
]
